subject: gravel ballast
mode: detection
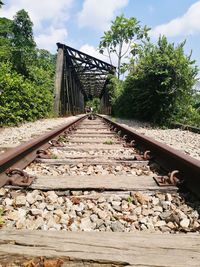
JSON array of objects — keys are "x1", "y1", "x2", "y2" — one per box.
[
  {"x1": 0, "y1": 116, "x2": 82, "y2": 146},
  {"x1": 106, "y1": 117, "x2": 200, "y2": 160},
  {"x1": 0, "y1": 115, "x2": 199, "y2": 160},
  {"x1": 0, "y1": 189, "x2": 199, "y2": 233}
]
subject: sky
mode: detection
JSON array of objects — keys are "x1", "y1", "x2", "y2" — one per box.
[{"x1": 1, "y1": 0, "x2": 200, "y2": 74}]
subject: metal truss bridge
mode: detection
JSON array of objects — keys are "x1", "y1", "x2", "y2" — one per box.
[{"x1": 54, "y1": 43, "x2": 116, "y2": 115}]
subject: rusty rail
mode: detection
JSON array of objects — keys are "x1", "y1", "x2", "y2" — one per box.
[
  {"x1": 171, "y1": 122, "x2": 200, "y2": 134},
  {"x1": 99, "y1": 115, "x2": 200, "y2": 196},
  {"x1": 0, "y1": 115, "x2": 86, "y2": 187}
]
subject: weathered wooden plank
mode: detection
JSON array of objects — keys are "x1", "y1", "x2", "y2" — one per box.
[
  {"x1": 72, "y1": 135, "x2": 115, "y2": 139},
  {"x1": 36, "y1": 158, "x2": 149, "y2": 166},
  {"x1": 39, "y1": 155, "x2": 139, "y2": 160},
  {"x1": 74, "y1": 130, "x2": 116, "y2": 136},
  {"x1": 29, "y1": 174, "x2": 176, "y2": 192},
  {"x1": 0, "y1": 230, "x2": 199, "y2": 266},
  {"x1": 57, "y1": 144, "x2": 124, "y2": 150},
  {"x1": 78, "y1": 127, "x2": 108, "y2": 129},
  {"x1": 75, "y1": 131, "x2": 112, "y2": 134},
  {"x1": 67, "y1": 139, "x2": 120, "y2": 144}
]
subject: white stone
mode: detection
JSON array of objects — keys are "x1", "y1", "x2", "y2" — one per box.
[
  {"x1": 3, "y1": 198, "x2": 13, "y2": 206},
  {"x1": 7, "y1": 208, "x2": 26, "y2": 221},
  {"x1": 176, "y1": 210, "x2": 187, "y2": 220},
  {"x1": 33, "y1": 217, "x2": 44, "y2": 229},
  {"x1": 139, "y1": 217, "x2": 148, "y2": 224},
  {"x1": 180, "y1": 218, "x2": 190, "y2": 228},
  {"x1": 26, "y1": 193, "x2": 36, "y2": 205},
  {"x1": 74, "y1": 202, "x2": 85, "y2": 212},
  {"x1": 54, "y1": 209, "x2": 64, "y2": 217},
  {"x1": 167, "y1": 222, "x2": 176, "y2": 229},
  {"x1": 134, "y1": 206, "x2": 142, "y2": 215},
  {"x1": 60, "y1": 213, "x2": 70, "y2": 224},
  {"x1": 47, "y1": 217, "x2": 57, "y2": 228},
  {"x1": 80, "y1": 217, "x2": 93, "y2": 231},
  {"x1": 98, "y1": 197, "x2": 106, "y2": 203},
  {"x1": 161, "y1": 201, "x2": 171, "y2": 210},
  {"x1": 30, "y1": 208, "x2": 42, "y2": 216},
  {"x1": 15, "y1": 195, "x2": 26, "y2": 206},
  {"x1": 98, "y1": 210, "x2": 108, "y2": 220},
  {"x1": 90, "y1": 214, "x2": 98, "y2": 222},
  {"x1": 153, "y1": 206, "x2": 163, "y2": 212},
  {"x1": 46, "y1": 191, "x2": 58, "y2": 203},
  {"x1": 37, "y1": 202, "x2": 46, "y2": 210},
  {"x1": 154, "y1": 221, "x2": 166, "y2": 227},
  {"x1": 0, "y1": 188, "x2": 6, "y2": 196},
  {"x1": 70, "y1": 222, "x2": 79, "y2": 231},
  {"x1": 152, "y1": 197, "x2": 159, "y2": 205},
  {"x1": 166, "y1": 193, "x2": 172, "y2": 202}
]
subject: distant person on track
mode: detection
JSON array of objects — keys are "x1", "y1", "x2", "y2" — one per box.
[{"x1": 85, "y1": 106, "x2": 90, "y2": 114}]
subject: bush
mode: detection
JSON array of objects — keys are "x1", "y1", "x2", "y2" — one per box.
[
  {"x1": 113, "y1": 37, "x2": 198, "y2": 125},
  {"x1": 0, "y1": 62, "x2": 53, "y2": 125}
]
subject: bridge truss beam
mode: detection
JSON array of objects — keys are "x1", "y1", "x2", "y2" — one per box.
[{"x1": 54, "y1": 43, "x2": 115, "y2": 115}]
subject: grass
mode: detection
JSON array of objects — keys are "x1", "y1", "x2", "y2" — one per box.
[
  {"x1": 0, "y1": 208, "x2": 4, "y2": 227},
  {"x1": 58, "y1": 135, "x2": 67, "y2": 142},
  {"x1": 103, "y1": 140, "x2": 115, "y2": 145},
  {"x1": 51, "y1": 154, "x2": 58, "y2": 159},
  {"x1": 127, "y1": 196, "x2": 133, "y2": 204}
]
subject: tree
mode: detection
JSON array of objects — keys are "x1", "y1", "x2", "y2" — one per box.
[
  {"x1": 0, "y1": 18, "x2": 13, "y2": 62},
  {"x1": 98, "y1": 15, "x2": 150, "y2": 78},
  {"x1": 0, "y1": 1, "x2": 4, "y2": 8},
  {"x1": 12, "y1": 9, "x2": 36, "y2": 76},
  {"x1": 0, "y1": 9, "x2": 55, "y2": 126},
  {"x1": 114, "y1": 36, "x2": 198, "y2": 124}
]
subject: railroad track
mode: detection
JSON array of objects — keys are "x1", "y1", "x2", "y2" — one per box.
[{"x1": 0, "y1": 115, "x2": 200, "y2": 266}]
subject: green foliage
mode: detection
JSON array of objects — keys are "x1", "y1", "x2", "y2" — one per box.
[
  {"x1": 0, "y1": 62, "x2": 53, "y2": 125},
  {"x1": 0, "y1": 208, "x2": 4, "y2": 226},
  {"x1": 113, "y1": 36, "x2": 198, "y2": 125},
  {"x1": 85, "y1": 98, "x2": 100, "y2": 113},
  {"x1": 0, "y1": 17, "x2": 13, "y2": 62},
  {"x1": 106, "y1": 74, "x2": 123, "y2": 113},
  {"x1": 99, "y1": 15, "x2": 150, "y2": 78},
  {"x1": 127, "y1": 196, "x2": 133, "y2": 203},
  {"x1": 0, "y1": 9, "x2": 55, "y2": 126},
  {"x1": 12, "y1": 9, "x2": 36, "y2": 76},
  {"x1": 103, "y1": 140, "x2": 114, "y2": 145}
]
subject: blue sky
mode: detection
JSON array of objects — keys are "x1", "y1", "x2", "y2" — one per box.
[{"x1": 1, "y1": 0, "x2": 200, "y2": 74}]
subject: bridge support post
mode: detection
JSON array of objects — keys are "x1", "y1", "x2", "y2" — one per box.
[{"x1": 54, "y1": 46, "x2": 64, "y2": 115}]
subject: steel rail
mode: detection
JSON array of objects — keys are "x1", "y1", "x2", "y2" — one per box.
[
  {"x1": 99, "y1": 115, "x2": 200, "y2": 196},
  {"x1": 0, "y1": 115, "x2": 86, "y2": 187},
  {"x1": 171, "y1": 122, "x2": 200, "y2": 134}
]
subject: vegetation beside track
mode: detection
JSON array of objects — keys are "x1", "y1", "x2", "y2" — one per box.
[
  {"x1": 0, "y1": 9, "x2": 55, "y2": 126},
  {"x1": 101, "y1": 17, "x2": 200, "y2": 127}
]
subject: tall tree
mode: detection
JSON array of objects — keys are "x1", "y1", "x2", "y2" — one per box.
[
  {"x1": 0, "y1": 1, "x2": 4, "y2": 8},
  {"x1": 12, "y1": 9, "x2": 36, "y2": 76},
  {"x1": 0, "y1": 17, "x2": 13, "y2": 62},
  {"x1": 98, "y1": 15, "x2": 150, "y2": 78},
  {"x1": 114, "y1": 36, "x2": 198, "y2": 124}
]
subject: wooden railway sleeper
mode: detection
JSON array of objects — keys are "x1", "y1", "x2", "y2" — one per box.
[{"x1": 5, "y1": 168, "x2": 35, "y2": 186}]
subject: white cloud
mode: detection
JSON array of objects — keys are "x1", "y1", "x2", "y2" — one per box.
[
  {"x1": 80, "y1": 44, "x2": 111, "y2": 63},
  {"x1": 35, "y1": 28, "x2": 68, "y2": 52},
  {"x1": 0, "y1": 0, "x2": 74, "y2": 52},
  {"x1": 151, "y1": 1, "x2": 200, "y2": 37},
  {"x1": 78, "y1": 0, "x2": 129, "y2": 31},
  {"x1": 80, "y1": 43, "x2": 130, "y2": 68}
]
